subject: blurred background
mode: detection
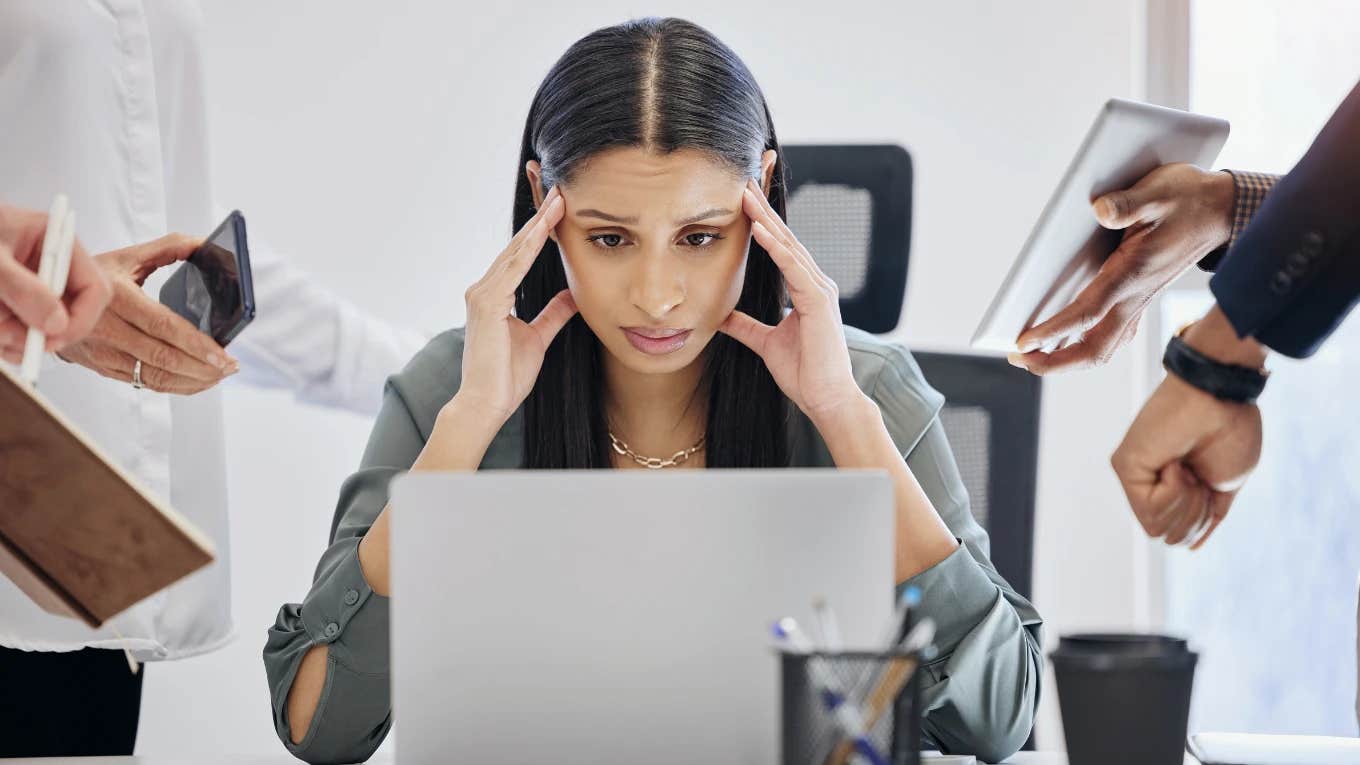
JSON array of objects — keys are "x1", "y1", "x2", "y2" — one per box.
[{"x1": 132, "y1": 0, "x2": 1359, "y2": 756}]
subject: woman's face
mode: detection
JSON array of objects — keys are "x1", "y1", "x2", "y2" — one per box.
[{"x1": 531, "y1": 146, "x2": 773, "y2": 377}]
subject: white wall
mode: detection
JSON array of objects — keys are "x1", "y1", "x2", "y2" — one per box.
[{"x1": 137, "y1": 0, "x2": 1155, "y2": 755}]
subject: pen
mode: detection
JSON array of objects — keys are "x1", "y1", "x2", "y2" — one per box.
[
  {"x1": 877, "y1": 585, "x2": 921, "y2": 649},
  {"x1": 812, "y1": 596, "x2": 843, "y2": 653},
  {"x1": 20, "y1": 195, "x2": 76, "y2": 386},
  {"x1": 772, "y1": 618, "x2": 888, "y2": 765},
  {"x1": 829, "y1": 619, "x2": 938, "y2": 765}
]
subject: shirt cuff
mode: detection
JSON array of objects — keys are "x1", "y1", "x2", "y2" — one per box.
[
  {"x1": 898, "y1": 541, "x2": 1000, "y2": 655},
  {"x1": 1199, "y1": 170, "x2": 1282, "y2": 271},
  {"x1": 299, "y1": 538, "x2": 390, "y2": 676}
]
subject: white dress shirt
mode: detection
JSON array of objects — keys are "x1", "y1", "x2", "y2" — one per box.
[{"x1": 0, "y1": 0, "x2": 424, "y2": 660}]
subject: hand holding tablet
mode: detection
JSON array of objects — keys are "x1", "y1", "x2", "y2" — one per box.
[
  {"x1": 970, "y1": 98, "x2": 1230, "y2": 371},
  {"x1": 1012, "y1": 163, "x2": 1238, "y2": 374}
]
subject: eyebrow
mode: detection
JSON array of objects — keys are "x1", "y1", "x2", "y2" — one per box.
[{"x1": 574, "y1": 208, "x2": 736, "y2": 226}]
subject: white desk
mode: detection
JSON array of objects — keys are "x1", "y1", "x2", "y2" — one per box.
[{"x1": 0, "y1": 753, "x2": 1134, "y2": 765}]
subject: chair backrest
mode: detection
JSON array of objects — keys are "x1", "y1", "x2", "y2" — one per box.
[
  {"x1": 782, "y1": 145, "x2": 912, "y2": 334},
  {"x1": 783, "y1": 143, "x2": 1040, "y2": 600},
  {"x1": 910, "y1": 352, "x2": 1041, "y2": 601}
]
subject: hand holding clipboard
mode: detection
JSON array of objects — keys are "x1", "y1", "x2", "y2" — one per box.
[{"x1": 0, "y1": 196, "x2": 215, "y2": 663}]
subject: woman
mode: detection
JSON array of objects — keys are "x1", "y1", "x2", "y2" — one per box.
[{"x1": 265, "y1": 18, "x2": 1042, "y2": 764}]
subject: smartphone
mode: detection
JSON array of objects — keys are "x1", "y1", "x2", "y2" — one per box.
[{"x1": 159, "y1": 210, "x2": 256, "y2": 346}]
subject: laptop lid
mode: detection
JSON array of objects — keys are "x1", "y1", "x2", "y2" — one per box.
[{"x1": 390, "y1": 469, "x2": 894, "y2": 765}]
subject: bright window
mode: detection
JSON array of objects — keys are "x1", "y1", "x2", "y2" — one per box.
[{"x1": 1161, "y1": 0, "x2": 1360, "y2": 736}]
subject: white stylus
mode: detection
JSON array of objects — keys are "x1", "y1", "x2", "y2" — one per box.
[{"x1": 19, "y1": 195, "x2": 75, "y2": 386}]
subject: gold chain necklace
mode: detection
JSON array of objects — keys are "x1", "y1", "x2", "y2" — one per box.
[{"x1": 608, "y1": 430, "x2": 706, "y2": 469}]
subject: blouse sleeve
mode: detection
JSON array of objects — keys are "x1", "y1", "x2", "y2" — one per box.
[
  {"x1": 262, "y1": 330, "x2": 463, "y2": 764},
  {"x1": 870, "y1": 344, "x2": 1044, "y2": 763}
]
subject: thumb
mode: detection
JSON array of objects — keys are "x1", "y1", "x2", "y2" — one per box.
[
  {"x1": 1138, "y1": 459, "x2": 1201, "y2": 539},
  {"x1": 528, "y1": 288, "x2": 578, "y2": 345},
  {"x1": 1092, "y1": 181, "x2": 1158, "y2": 229},
  {"x1": 717, "y1": 310, "x2": 773, "y2": 356},
  {"x1": 119, "y1": 233, "x2": 203, "y2": 284}
]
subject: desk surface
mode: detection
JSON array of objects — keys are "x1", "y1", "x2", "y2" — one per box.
[{"x1": 0, "y1": 753, "x2": 1151, "y2": 765}]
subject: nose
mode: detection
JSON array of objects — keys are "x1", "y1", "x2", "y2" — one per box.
[{"x1": 629, "y1": 251, "x2": 686, "y2": 320}]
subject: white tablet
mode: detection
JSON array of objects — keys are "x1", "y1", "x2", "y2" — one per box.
[{"x1": 970, "y1": 98, "x2": 1230, "y2": 352}]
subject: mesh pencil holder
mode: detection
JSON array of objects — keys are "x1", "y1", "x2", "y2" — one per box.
[{"x1": 779, "y1": 649, "x2": 923, "y2": 765}]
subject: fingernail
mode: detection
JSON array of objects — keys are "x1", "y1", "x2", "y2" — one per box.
[
  {"x1": 1006, "y1": 353, "x2": 1027, "y2": 369},
  {"x1": 1093, "y1": 197, "x2": 1114, "y2": 221},
  {"x1": 43, "y1": 309, "x2": 68, "y2": 336},
  {"x1": 1017, "y1": 338, "x2": 1039, "y2": 353}
]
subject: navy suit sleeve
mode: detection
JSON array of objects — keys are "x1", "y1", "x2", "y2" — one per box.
[{"x1": 1210, "y1": 79, "x2": 1360, "y2": 358}]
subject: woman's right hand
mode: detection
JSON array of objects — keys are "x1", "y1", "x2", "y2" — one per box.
[{"x1": 453, "y1": 187, "x2": 575, "y2": 427}]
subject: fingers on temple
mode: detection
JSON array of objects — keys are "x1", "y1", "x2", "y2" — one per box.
[
  {"x1": 742, "y1": 181, "x2": 837, "y2": 293},
  {"x1": 749, "y1": 220, "x2": 822, "y2": 300},
  {"x1": 473, "y1": 190, "x2": 563, "y2": 302}
]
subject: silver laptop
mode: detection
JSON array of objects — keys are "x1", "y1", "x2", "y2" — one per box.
[
  {"x1": 971, "y1": 97, "x2": 1230, "y2": 352},
  {"x1": 389, "y1": 470, "x2": 895, "y2": 765}
]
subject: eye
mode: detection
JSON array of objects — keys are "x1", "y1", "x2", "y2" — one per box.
[
  {"x1": 587, "y1": 233, "x2": 627, "y2": 250},
  {"x1": 682, "y1": 231, "x2": 724, "y2": 248}
]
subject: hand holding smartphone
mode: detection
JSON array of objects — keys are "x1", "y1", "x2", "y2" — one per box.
[{"x1": 159, "y1": 210, "x2": 255, "y2": 346}]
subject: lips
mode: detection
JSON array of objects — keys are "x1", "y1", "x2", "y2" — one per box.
[{"x1": 622, "y1": 327, "x2": 692, "y2": 355}]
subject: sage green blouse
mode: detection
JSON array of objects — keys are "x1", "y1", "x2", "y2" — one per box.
[{"x1": 263, "y1": 326, "x2": 1043, "y2": 764}]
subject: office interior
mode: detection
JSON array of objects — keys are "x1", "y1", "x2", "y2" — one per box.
[{"x1": 33, "y1": 0, "x2": 1356, "y2": 758}]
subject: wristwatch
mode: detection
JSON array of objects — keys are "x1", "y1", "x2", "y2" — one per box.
[{"x1": 1163, "y1": 325, "x2": 1269, "y2": 404}]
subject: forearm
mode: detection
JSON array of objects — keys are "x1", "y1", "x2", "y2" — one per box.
[
  {"x1": 813, "y1": 393, "x2": 959, "y2": 582},
  {"x1": 357, "y1": 395, "x2": 503, "y2": 597},
  {"x1": 285, "y1": 644, "x2": 330, "y2": 745},
  {"x1": 266, "y1": 543, "x2": 395, "y2": 762}
]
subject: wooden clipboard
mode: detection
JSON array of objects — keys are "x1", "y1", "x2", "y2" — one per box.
[{"x1": 0, "y1": 363, "x2": 215, "y2": 628}]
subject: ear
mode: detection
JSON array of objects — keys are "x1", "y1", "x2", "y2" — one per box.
[
  {"x1": 525, "y1": 160, "x2": 558, "y2": 242},
  {"x1": 525, "y1": 160, "x2": 546, "y2": 208},
  {"x1": 758, "y1": 150, "x2": 778, "y2": 196}
]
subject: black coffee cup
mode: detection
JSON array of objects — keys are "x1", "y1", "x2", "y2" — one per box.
[{"x1": 1050, "y1": 633, "x2": 1197, "y2": 765}]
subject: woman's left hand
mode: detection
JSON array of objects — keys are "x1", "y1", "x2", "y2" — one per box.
[{"x1": 719, "y1": 178, "x2": 865, "y2": 424}]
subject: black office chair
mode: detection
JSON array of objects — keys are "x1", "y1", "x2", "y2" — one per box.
[
  {"x1": 783, "y1": 145, "x2": 912, "y2": 334},
  {"x1": 783, "y1": 144, "x2": 1041, "y2": 601},
  {"x1": 911, "y1": 353, "x2": 1041, "y2": 600},
  {"x1": 787, "y1": 144, "x2": 1042, "y2": 753}
]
